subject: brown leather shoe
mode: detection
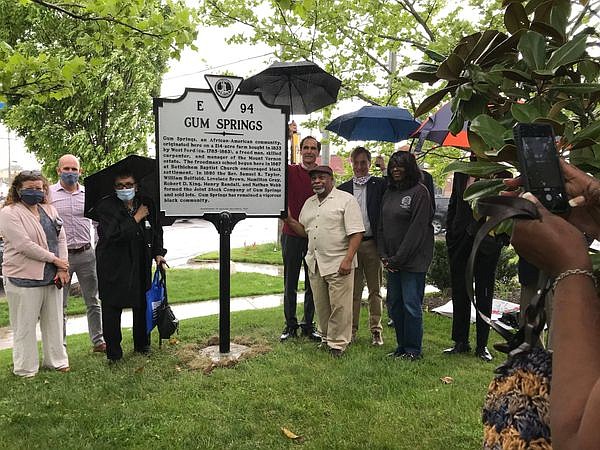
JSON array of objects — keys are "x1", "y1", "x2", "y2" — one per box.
[
  {"x1": 93, "y1": 343, "x2": 107, "y2": 353},
  {"x1": 371, "y1": 331, "x2": 384, "y2": 346},
  {"x1": 56, "y1": 366, "x2": 70, "y2": 373}
]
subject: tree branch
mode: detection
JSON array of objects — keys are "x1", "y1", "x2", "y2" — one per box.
[{"x1": 392, "y1": 0, "x2": 436, "y2": 42}]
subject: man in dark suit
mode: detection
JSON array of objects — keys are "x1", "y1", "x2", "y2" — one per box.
[
  {"x1": 444, "y1": 171, "x2": 504, "y2": 361},
  {"x1": 338, "y1": 147, "x2": 387, "y2": 345}
]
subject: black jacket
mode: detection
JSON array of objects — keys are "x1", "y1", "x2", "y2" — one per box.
[
  {"x1": 95, "y1": 194, "x2": 166, "y2": 308},
  {"x1": 338, "y1": 175, "x2": 387, "y2": 239}
]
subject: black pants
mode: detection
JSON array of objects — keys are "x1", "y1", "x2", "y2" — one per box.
[
  {"x1": 281, "y1": 233, "x2": 314, "y2": 330},
  {"x1": 102, "y1": 304, "x2": 150, "y2": 361},
  {"x1": 447, "y1": 234, "x2": 501, "y2": 349}
]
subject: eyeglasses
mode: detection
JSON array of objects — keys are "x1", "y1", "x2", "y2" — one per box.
[
  {"x1": 20, "y1": 170, "x2": 42, "y2": 176},
  {"x1": 115, "y1": 182, "x2": 136, "y2": 189}
]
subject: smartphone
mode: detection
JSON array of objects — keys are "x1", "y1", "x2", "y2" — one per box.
[
  {"x1": 54, "y1": 275, "x2": 63, "y2": 289},
  {"x1": 513, "y1": 123, "x2": 570, "y2": 213}
]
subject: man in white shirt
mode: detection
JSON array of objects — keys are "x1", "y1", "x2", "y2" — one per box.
[
  {"x1": 284, "y1": 165, "x2": 364, "y2": 356},
  {"x1": 49, "y1": 154, "x2": 105, "y2": 352}
]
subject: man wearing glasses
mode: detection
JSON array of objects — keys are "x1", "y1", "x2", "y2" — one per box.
[{"x1": 50, "y1": 154, "x2": 105, "y2": 353}]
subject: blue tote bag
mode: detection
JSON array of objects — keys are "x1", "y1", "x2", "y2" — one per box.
[{"x1": 145, "y1": 268, "x2": 165, "y2": 334}]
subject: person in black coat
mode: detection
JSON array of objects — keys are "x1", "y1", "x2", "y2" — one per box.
[
  {"x1": 443, "y1": 171, "x2": 505, "y2": 362},
  {"x1": 95, "y1": 170, "x2": 167, "y2": 363},
  {"x1": 338, "y1": 147, "x2": 387, "y2": 345}
]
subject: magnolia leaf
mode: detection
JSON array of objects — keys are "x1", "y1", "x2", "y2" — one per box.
[
  {"x1": 531, "y1": 68, "x2": 559, "y2": 79},
  {"x1": 549, "y1": 0, "x2": 570, "y2": 38},
  {"x1": 578, "y1": 60, "x2": 600, "y2": 82},
  {"x1": 511, "y1": 102, "x2": 542, "y2": 123},
  {"x1": 470, "y1": 114, "x2": 507, "y2": 150},
  {"x1": 525, "y1": 0, "x2": 548, "y2": 14},
  {"x1": 436, "y1": 53, "x2": 464, "y2": 81},
  {"x1": 501, "y1": 68, "x2": 532, "y2": 82},
  {"x1": 485, "y1": 144, "x2": 518, "y2": 162},
  {"x1": 550, "y1": 83, "x2": 600, "y2": 94},
  {"x1": 505, "y1": 2, "x2": 529, "y2": 34},
  {"x1": 448, "y1": 108, "x2": 465, "y2": 135},
  {"x1": 407, "y1": 64, "x2": 440, "y2": 84},
  {"x1": 415, "y1": 86, "x2": 455, "y2": 117},
  {"x1": 572, "y1": 120, "x2": 600, "y2": 143},
  {"x1": 530, "y1": 20, "x2": 565, "y2": 44},
  {"x1": 464, "y1": 30, "x2": 502, "y2": 65},
  {"x1": 464, "y1": 179, "x2": 506, "y2": 201},
  {"x1": 477, "y1": 32, "x2": 521, "y2": 67},
  {"x1": 534, "y1": 117, "x2": 565, "y2": 135},
  {"x1": 548, "y1": 98, "x2": 573, "y2": 119},
  {"x1": 517, "y1": 31, "x2": 546, "y2": 70},
  {"x1": 571, "y1": 139, "x2": 599, "y2": 150},
  {"x1": 456, "y1": 83, "x2": 473, "y2": 101},
  {"x1": 546, "y1": 33, "x2": 587, "y2": 70},
  {"x1": 443, "y1": 160, "x2": 511, "y2": 177},
  {"x1": 425, "y1": 49, "x2": 446, "y2": 62}
]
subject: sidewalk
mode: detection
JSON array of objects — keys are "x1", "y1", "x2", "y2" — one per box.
[
  {"x1": 0, "y1": 292, "x2": 302, "y2": 351},
  {"x1": 0, "y1": 260, "x2": 295, "y2": 351}
]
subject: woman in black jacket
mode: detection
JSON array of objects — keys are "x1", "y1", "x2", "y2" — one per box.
[
  {"x1": 95, "y1": 170, "x2": 167, "y2": 363},
  {"x1": 377, "y1": 152, "x2": 434, "y2": 360}
]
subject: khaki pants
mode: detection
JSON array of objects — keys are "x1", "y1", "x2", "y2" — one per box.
[
  {"x1": 5, "y1": 278, "x2": 69, "y2": 377},
  {"x1": 309, "y1": 265, "x2": 354, "y2": 351},
  {"x1": 352, "y1": 239, "x2": 383, "y2": 334}
]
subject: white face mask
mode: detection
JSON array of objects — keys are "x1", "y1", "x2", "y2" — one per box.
[{"x1": 115, "y1": 187, "x2": 135, "y2": 201}]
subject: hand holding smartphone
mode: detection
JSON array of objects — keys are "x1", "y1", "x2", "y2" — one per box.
[{"x1": 513, "y1": 123, "x2": 570, "y2": 214}]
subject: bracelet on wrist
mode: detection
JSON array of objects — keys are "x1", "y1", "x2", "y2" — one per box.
[{"x1": 552, "y1": 269, "x2": 597, "y2": 291}]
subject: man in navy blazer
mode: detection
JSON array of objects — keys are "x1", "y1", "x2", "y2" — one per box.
[{"x1": 338, "y1": 147, "x2": 387, "y2": 345}]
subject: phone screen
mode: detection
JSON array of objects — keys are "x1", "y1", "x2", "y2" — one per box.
[{"x1": 521, "y1": 136, "x2": 563, "y2": 188}]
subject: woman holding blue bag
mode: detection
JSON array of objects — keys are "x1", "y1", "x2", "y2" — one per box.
[{"x1": 94, "y1": 170, "x2": 167, "y2": 363}]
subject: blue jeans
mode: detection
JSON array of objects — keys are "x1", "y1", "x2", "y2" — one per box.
[{"x1": 386, "y1": 271, "x2": 426, "y2": 355}]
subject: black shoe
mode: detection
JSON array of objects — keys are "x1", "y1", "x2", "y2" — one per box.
[
  {"x1": 475, "y1": 346, "x2": 493, "y2": 362},
  {"x1": 401, "y1": 352, "x2": 422, "y2": 361},
  {"x1": 280, "y1": 326, "x2": 298, "y2": 341},
  {"x1": 134, "y1": 346, "x2": 151, "y2": 355},
  {"x1": 301, "y1": 326, "x2": 321, "y2": 342},
  {"x1": 329, "y1": 348, "x2": 344, "y2": 358},
  {"x1": 386, "y1": 349, "x2": 405, "y2": 358},
  {"x1": 442, "y1": 342, "x2": 471, "y2": 354}
]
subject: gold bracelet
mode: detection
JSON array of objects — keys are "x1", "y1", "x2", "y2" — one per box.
[{"x1": 552, "y1": 269, "x2": 597, "y2": 291}]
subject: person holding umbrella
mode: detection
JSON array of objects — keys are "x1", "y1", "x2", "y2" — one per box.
[{"x1": 93, "y1": 169, "x2": 167, "y2": 363}]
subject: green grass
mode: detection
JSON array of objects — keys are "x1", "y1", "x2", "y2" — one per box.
[
  {"x1": 0, "y1": 268, "x2": 302, "y2": 328},
  {"x1": 195, "y1": 241, "x2": 282, "y2": 265},
  {"x1": 0, "y1": 306, "x2": 502, "y2": 449}
]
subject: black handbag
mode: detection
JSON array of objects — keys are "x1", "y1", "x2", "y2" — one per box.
[
  {"x1": 156, "y1": 266, "x2": 179, "y2": 344},
  {"x1": 465, "y1": 197, "x2": 552, "y2": 449}
]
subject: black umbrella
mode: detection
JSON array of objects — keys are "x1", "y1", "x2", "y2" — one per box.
[
  {"x1": 239, "y1": 61, "x2": 341, "y2": 115},
  {"x1": 84, "y1": 155, "x2": 175, "y2": 226}
]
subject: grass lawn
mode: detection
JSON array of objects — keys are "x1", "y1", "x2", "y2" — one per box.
[
  {"x1": 0, "y1": 268, "x2": 297, "y2": 328},
  {"x1": 0, "y1": 306, "x2": 501, "y2": 449},
  {"x1": 195, "y1": 242, "x2": 282, "y2": 265}
]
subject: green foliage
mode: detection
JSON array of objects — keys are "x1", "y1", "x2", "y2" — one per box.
[
  {"x1": 427, "y1": 239, "x2": 451, "y2": 291},
  {"x1": 408, "y1": 0, "x2": 600, "y2": 181},
  {"x1": 201, "y1": 0, "x2": 504, "y2": 109},
  {"x1": 0, "y1": 0, "x2": 199, "y2": 175}
]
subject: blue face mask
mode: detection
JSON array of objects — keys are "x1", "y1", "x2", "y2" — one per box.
[
  {"x1": 60, "y1": 172, "x2": 79, "y2": 186},
  {"x1": 115, "y1": 188, "x2": 136, "y2": 202},
  {"x1": 20, "y1": 189, "x2": 45, "y2": 206}
]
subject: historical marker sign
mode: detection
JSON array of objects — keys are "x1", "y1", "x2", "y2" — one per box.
[{"x1": 153, "y1": 75, "x2": 288, "y2": 218}]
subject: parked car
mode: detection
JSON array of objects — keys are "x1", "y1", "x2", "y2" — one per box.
[{"x1": 433, "y1": 196, "x2": 450, "y2": 235}]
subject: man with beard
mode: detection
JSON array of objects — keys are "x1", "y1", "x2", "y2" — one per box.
[{"x1": 284, "y1": 165, "x2": 364, "y2": 357}]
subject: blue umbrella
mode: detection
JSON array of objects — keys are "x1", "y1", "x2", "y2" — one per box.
[{"x1": 325, "y1": 106, "x2": 420, "y2": 143}]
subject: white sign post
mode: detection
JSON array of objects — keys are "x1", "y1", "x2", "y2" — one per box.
[{"x1": 154, "y1": 75, "x2": 289, "y2": 353}]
